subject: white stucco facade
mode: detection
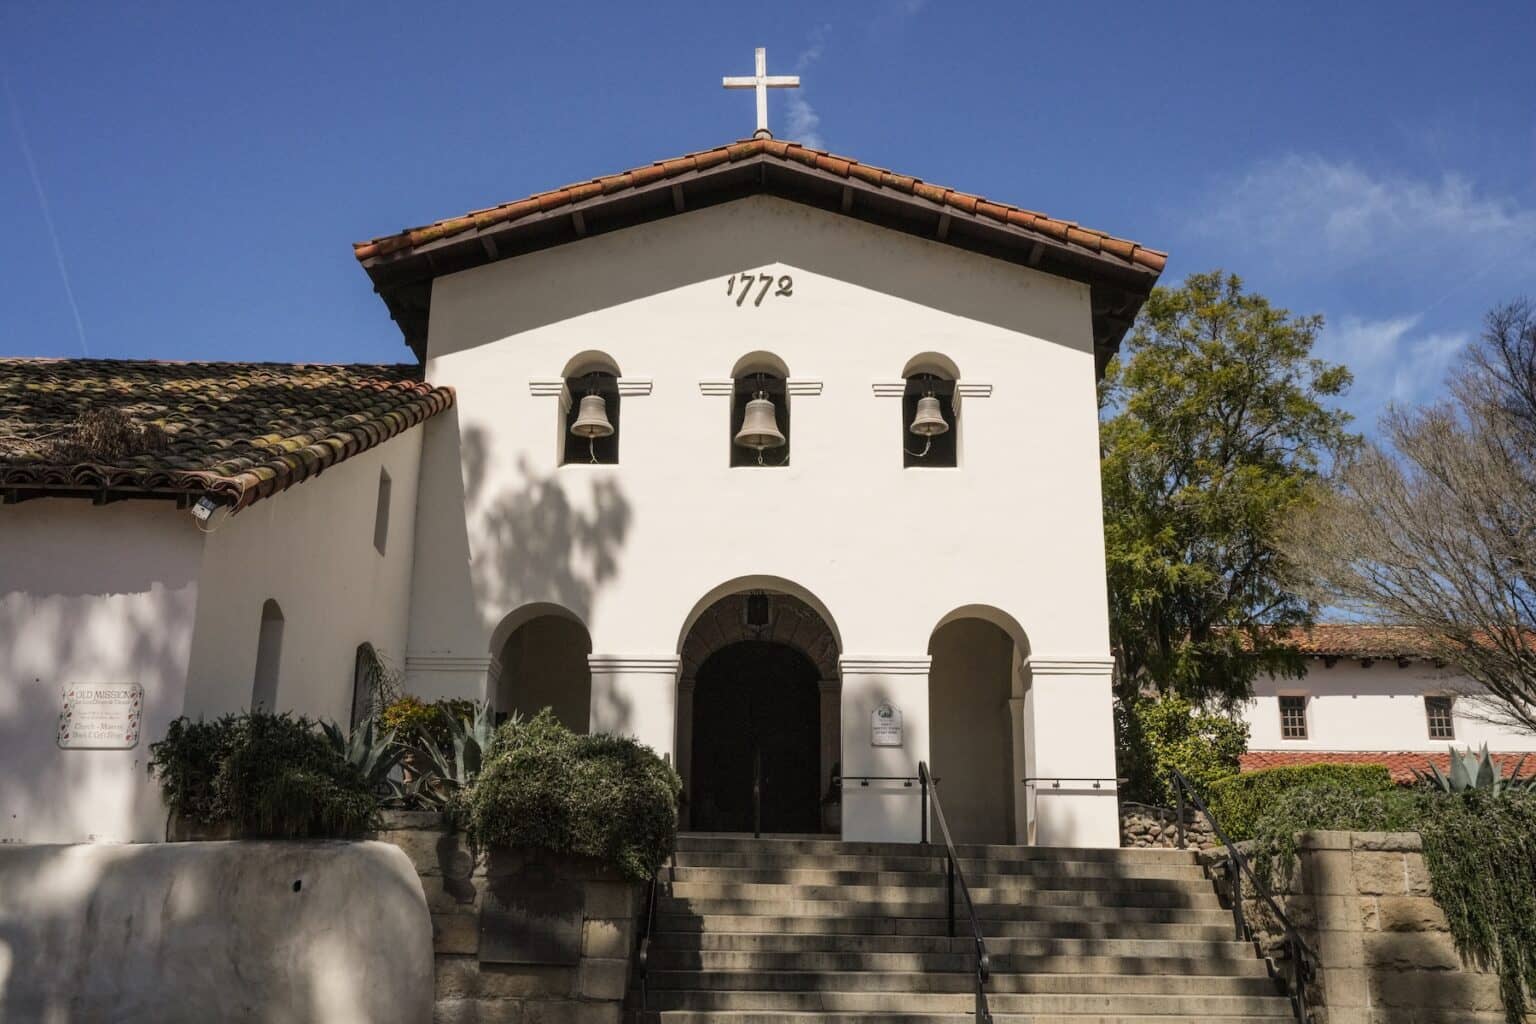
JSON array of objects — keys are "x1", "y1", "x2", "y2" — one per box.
[
  {"x1": 404, "y1": 196, "x2": 1122, "y2": 846},
  {"x1": 0, "y1": 433, "x2": 423, "y2": 844},
  {"x1": 1244, "y1": 661, "x2": 1536, "y2": 754}
]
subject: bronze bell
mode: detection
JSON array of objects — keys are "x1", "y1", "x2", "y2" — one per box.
[
  {"x1": 909, "y1": 394, "x2": 949, "y2": 437},
  {"x1": 734, "y1": 392, "x2": 786, "y2": 450},
  {"x1": 570, "y1": 394, "x2": 614, "y2": 438}
]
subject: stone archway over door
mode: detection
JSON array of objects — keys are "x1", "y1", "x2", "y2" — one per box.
[{"x1": 677, "y1": 591, "x2": 841, "y2": 832}]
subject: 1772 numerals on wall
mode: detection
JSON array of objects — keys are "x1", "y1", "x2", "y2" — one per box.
[{"x1": 725, "y1": 273, "x2": 793, "y2": 307}]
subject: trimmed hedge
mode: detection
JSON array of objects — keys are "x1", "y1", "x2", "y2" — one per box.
[
  {"x1": 1207, "y1": 763, "x2": 1394, "y2": 842},
  {"x1": 149, "y1": 711, "x2": 378, "y2": 838},
  {"x1": 466, "y1": 709, "x2": 681, "y2": 880}
]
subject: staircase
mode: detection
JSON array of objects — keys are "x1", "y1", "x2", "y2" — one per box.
[{"x1": 628, "y1": 834, "x2": 1296, "y2": 1023}]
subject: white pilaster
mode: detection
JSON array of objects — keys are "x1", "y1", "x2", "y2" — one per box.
[
  {"x1": 676, "y1": 676, "x2": 697, "y2": 828},
  {"x1": 587, "y1": 655, "x2": 681, "y2": 761},
  {"x1": 818, "y1": 678, "x2": 840, "y2": 815},
  {"x1": 403, "y1": 653, "x2": 494, "y2": 703},
  {"x1": 837, "y1": 655, "x2": 930, "y2": 843},
  {"x1": 1022, "y1": 654, "x2": 1120, "y2": 848}
]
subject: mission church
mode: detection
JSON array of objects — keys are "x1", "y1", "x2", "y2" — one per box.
[{"x1": 7, "y1": 54, "x2": 1169, "y2": 850}]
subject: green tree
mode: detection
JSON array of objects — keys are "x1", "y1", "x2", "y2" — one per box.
[{"x1": 1101, "y1": 271, "x2": 1355, "y2": 707}]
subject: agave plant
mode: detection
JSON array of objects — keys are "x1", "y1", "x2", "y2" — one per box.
[
  {"x1": 1415, "y1": 743, "x2": 1533, "y2": 795},
  {"x1": 321, "y1": 717, "x2": 404, "y2": 792},
  {"x1": 415, "y1": 701, "x2": 507, "y2": 809}
]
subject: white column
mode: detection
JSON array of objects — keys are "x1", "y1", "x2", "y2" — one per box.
[
  {"x1": 1008, "y1": 696, "x2": 1028, "y2": 844},
  {"x1": 676, "y1": 677, "x2": 696, "y2": 829},
  {"x1": 1022, "y1": 655, "x2": 1120, "y2": 848},
  {"x1": 818, "y1": 678, "x2": 840, "y2": 806},
  {"x1": 587, "y1": 655, "x2": 681, "y2": 761},
  {"x1": 837, "y1": 655, "x2": 930, "y2": 844}
]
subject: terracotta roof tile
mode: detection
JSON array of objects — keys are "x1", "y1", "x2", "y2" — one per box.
[
  {"x1": 0, "y1": 359, "x2": 453, "y2": 511},
  {"x1": 1263, "y1": 625, "x2": 1440, "y2": 660},
  {"x1": 353, "y1": 137, "x2": 1167, "y2": 274},
  {"x1": 1240, "y1": 750, "x2": 1536, "y2": 785}
]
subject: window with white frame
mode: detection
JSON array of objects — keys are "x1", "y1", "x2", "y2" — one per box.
[
  {"x1": 1425, "y1": 696, "x2": 1456, "y2": 740},
  {"x1": 1278, "y1": 694, "x2": 1308, "y2": 740}
]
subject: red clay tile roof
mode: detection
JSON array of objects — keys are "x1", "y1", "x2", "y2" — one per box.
[
  {"x1": 1263, "y1": 624, "x2": 1439, "y2": 660},
  {"x1": 0, "y1": 359, "x2": 453, "y2": 512},
  {"x1": 353, "y1": 138, "x2": 1167, "y2": 364},
  {"x1": 1241, "y1": 750, "x2": 1536, "y2": 785},
  {"x1": 353, "y1": 137, "x2": 1168, "y2": 273}
]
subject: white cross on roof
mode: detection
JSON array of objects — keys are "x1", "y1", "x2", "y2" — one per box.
[{"x1": 722, "y1": 48, "x2": 800, "y2": 139}]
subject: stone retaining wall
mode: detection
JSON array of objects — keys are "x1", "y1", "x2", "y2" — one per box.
[
  {"x1": 1202, "y1": 830, "x2": 1524, "y2": 1024},
  {"x1": 375, "y1": 811, "x2": 641, "y2": 1024},
  {"x1": 1119, "y1": 800, "x2": 1218, "y2": 850}
]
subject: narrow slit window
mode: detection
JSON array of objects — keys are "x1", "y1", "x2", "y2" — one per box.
[
  {"x1": 1278, "y1": 695, "x2": 1308, "y2": 740},
  {"x1": 252, "y1": 600, "x2": 284, "y2": 712},
  {"x1": 1425, "y1": 696, "x2": 1456, "y2": 740},
  {"x1": 373, "y1": 468, "x2": 392, "y2": 555}
]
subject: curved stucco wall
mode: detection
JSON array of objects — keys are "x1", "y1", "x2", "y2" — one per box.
[{"x1": 0, "y1": 840, "x2": 433, "y2": 1023}]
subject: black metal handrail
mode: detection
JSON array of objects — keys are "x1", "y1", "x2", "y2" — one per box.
[
  {"x1": 918, "y1": 761, "x2": 992, "y2": 1024},
  {"x1": 635, "y1": 868, "x2": 661, "y2": 1011},
  {"x1": 1170, "y1": 769, "x2": 1317, "y2": 1023}
]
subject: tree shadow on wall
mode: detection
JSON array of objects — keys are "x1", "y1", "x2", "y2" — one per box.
[{"x1": 471, "y1": 445, "x2": 633, "y2": 638}]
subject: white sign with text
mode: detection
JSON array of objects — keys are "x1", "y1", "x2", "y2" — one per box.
[
  {"x1": 870, "y1": 703, "x2": 903, "y2": 747},
  {"x1": 58, "y1": 683, "x2": 143, "y2": 749}
]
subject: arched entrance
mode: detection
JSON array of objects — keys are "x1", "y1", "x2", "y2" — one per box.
[
  {"x1": 928, "y1": 607, "x2": 1028, "y2": 845},
  {"x1": 677, "y1": 587, "x2": 841, "y2": 835},
  {"x1": 691, "y1": 642, "x2": 820, "y2": 834},
  {"x1": 491, "y1": 605, "x2": 592, "y2": 733}
]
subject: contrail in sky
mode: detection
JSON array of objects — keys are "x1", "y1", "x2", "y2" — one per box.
[{"x1": 4, "y1": 72, "x2": 89, "y2": 356}]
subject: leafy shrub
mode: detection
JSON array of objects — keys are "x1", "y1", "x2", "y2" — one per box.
[
  {"x1": 380, "y1": 695, "x2": 476, "y2": 749},
  {"x1": 1208, "y1": 763, "x2": 1395, "y2": 842},
  {"x1": 1232, "y1": 774, "x2": 1536, "y2": 1022},
  {"x1": 1419, "y1": 792, "x2": 1536, "y2": 1023},
  {"x1": 149, "y1": 711, "x2": 378, "y2": 838},
  {"x1": 1115, "y1": 693, "x2": 1248, "y2": 805},
  {"x1": 466, "y1": 709, "x2": 681, "y2": 880},
  {"x1": 1247, "y1": 777, "x2": 1426, "y2": 887}
]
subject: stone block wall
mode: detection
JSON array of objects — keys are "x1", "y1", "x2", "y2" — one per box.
[
  {"x1": 1205, "y1": 830, "x2": 1522, "y2": 1024},
  {"x1": 375, "y1": 811, "x2": 641, "y2": 1024}
]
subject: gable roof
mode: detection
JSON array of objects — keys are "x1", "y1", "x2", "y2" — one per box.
[
  {"x1": 0, "y1": 359, "x2": 453, "y2": 512},
  {"x1": 354, "y1": 137, "x2": 1167, "y2": 367}
]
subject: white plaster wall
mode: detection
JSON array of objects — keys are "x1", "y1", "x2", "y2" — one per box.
[
  {"x1": 1245, "y1": 661, "x2": 1536, "y2": 752},
  {"x1": 184, "y1": 432, "x2": 423, "y2": 724},
  {"x1": 0, "y1": 501, "x2": 201, "y2": 844},
  {"x1": 0, "y1": 839, "x2": 432, "y2": 1023},
  {"x1": 408, "y1": 196, "x2": 1120, "y2": 845}
]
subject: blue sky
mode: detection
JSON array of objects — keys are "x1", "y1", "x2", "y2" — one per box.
[{"x1": 3, "y1": 1, "x2": 1534, "y2": 428}]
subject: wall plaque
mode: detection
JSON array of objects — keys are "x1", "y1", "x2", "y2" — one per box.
[
  {"x1": 871, "y1": 702, "x2": 903, "y2": 747},
  {"x1": 58, "y1": 683, "x2": 143, "y2": 749}
]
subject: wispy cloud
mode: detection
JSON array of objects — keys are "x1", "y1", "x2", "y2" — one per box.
[
  {"x1": 4, "y1": 75, "x2": 88, "y2": 356},
  {"x1": 1192, "y1": 154, "x2": 1536, "y2": 277},
  {"x1": 786, "y1": 24, "x2": 832, "y2": 149},
  {"x1": 1318, "y1": 313, "x2": 1469, "y2": 412}
]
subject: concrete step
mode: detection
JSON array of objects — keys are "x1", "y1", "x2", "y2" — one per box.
[
  {"x1": 674, "y1": 836, "x2": 1200, "y2": 865},
  {"x1": 658, "y1": 898, "x2": 1232, "y2": 925},
  {"x1": 663, "y1": 881, "x2": 1222, "y2": 908},
  {"x1": 666, "y1": 861, "x2": 1213, "y2": 884},
  {"x1": 643, "y1": 990, "x2": 1295, "y2": 1015},
  {"x1": 651, "y1": 914, "x2": 1238, "y2": 942},
  {"x1": 633, "y1": 1014, "x2": 1294, "y2": 1023},
  {"x1": 646, "y1": 945, "x2": 1269, "y2": 974},
  {"x1": 646, "y1": 971, "x2": 1283, "y2": 997}
]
